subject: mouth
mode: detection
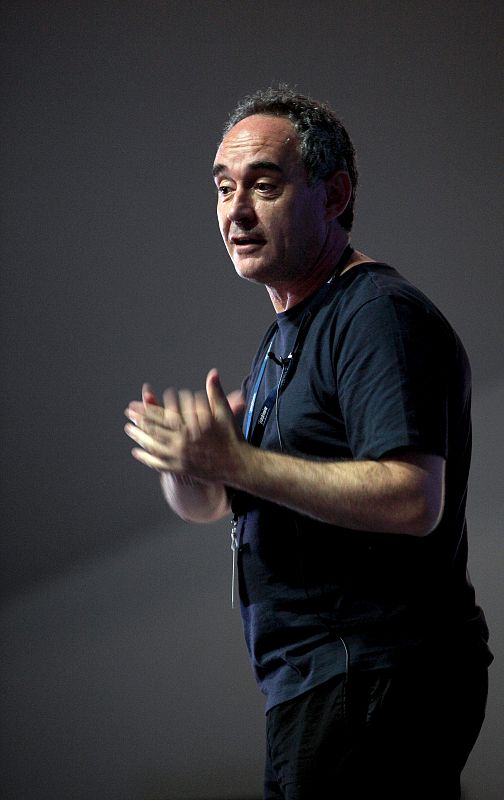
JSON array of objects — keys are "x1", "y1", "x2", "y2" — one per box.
[{"x1": 230, "y1": 235, "x2": 266, "y2": 252}]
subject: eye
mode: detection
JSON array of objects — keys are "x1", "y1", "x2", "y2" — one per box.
[
  {"x1": 255, "y1": 182, "x2": 275, "y2": 193},
  {"x1": 217, "y1": 184, "x2": 233, "y2": 197}
]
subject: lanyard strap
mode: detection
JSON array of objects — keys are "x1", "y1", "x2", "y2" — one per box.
[
  {"x1": 244, "y1": 244, "x2": 354, "y2": 447},
  {"x1": 243, "y1": 334, "x2": 276, "y2": 441},
  {"x1": 249, "y1": 377, "x2": 281, "y2": 447}
]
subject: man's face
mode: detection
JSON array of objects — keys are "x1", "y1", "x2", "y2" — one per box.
[{"x1": 213, "y1": 114, "x2": 328, "y2": 287}]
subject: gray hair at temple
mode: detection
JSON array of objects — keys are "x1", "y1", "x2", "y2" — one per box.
[{"x1": 222, "y1": 86, "x2": 358, "y2": 231}]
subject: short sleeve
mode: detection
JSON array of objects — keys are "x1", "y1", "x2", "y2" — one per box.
[{"x1": 336, "y1": 295, "x2": 449, "y2": 460}]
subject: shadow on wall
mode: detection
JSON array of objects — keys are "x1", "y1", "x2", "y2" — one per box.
[{"x1": 0, "y1": 519, "x2": 265, "y2": 800}]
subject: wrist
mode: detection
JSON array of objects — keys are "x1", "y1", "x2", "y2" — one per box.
[{"x1": 221, "y1": 439, "x2": 265, "y2": 495}]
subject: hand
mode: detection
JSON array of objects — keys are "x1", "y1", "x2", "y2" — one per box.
[{"x1": 124, "y1": 369, "x2": 246, "y2": 481}]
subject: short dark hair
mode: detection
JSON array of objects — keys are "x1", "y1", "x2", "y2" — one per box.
[{"x1": 223, "y1": 85, "x2": 358, "y2": 231}]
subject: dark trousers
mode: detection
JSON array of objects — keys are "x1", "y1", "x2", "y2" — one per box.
[{"x1": 264, "y1": 659, "x2": 488, "y2": 799}]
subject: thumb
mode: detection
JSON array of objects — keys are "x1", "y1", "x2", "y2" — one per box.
[
  {"x1": 206, "y1": 369, "x2": 233, "y2": 420},
  {"x1": 227, "y1": 389, "x2": 246, "y2": 421}
]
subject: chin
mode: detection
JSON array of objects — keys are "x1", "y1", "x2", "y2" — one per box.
[
  {"x1": 233, "y1": 258, "x2": 272, "y2": 284},
  {"x1": 235, "y1": 268, "x2": 267, "y2": 285}
]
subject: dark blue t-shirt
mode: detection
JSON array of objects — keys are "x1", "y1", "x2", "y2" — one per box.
[{"x1": 233, "y1": 262, "x2": 491, "y2": 712}]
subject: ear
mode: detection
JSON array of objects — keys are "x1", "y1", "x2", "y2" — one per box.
[{"x1": 324, "y1": 171, "x2": 352, "y2": 223}]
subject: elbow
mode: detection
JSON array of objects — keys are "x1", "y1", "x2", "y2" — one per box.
[
  {"x1": 404, "y1": 487, "x2": 444, "y2": 537},
  {"x1": 382, "y1": 453, "x2": 446, "y2": 537},
  {"x1": 407, "y1": 508, "x2": 441, "y2": 538}
]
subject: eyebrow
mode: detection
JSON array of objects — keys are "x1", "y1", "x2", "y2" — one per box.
[{"x1": 212, "y1": 160, "x2": 284, "y2": 178}]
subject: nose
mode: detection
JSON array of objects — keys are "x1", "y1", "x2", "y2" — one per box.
[{"x1": 227, "y1": 187, "x2": 256, "y2": 228}]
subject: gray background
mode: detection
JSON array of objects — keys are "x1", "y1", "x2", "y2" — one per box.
[{"x1": 1, "y1": 1, "x2": 503, "y2": 798}]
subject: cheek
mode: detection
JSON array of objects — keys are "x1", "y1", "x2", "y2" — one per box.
[
  {"x1": 293, "y1": 201, "x2": 325, "y2": 240},
  {"x1": 216, "y1": 209, "x2": 227, "y2": 239}
]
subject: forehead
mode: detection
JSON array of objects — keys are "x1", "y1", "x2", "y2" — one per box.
[{"x1": 214, "y1": 114, "x2": 302, "y2": 173}]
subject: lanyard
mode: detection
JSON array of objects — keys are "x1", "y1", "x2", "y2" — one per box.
[
  {"x1": 244, "y1": 244, "x2": 354, "y2": 448},
  {"x1": 230, "y1": 243, "x2": 354, "y2": 608},
  {"x1": 243, "y1": 334, "x2": 276, "y2": 441}
]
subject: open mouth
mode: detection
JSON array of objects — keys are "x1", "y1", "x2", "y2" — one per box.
[{"x1": 231, "y1": 236, "x2": 266, "y2": 249}]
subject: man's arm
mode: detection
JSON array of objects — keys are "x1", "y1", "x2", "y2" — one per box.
[
  {"x1": 125, "y1": 370, "x2": 445, "y2": 536},
  {"x1": 230, "y1": 444, "x2": 444, "y2": 536}
]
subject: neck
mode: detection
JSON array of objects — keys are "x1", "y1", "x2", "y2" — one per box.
[{"x1": 266, "y1": 239, "x2": 352, "y2": 313}]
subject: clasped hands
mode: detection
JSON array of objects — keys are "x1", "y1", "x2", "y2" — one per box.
[{"x1": 124, "y1": 368, "x2": 246, "y2": 483}]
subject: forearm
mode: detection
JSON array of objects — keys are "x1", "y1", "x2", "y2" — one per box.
[
  {"x1": 125, "y1": 372, "x2": 443, "y2": 534},
  {"x1": 160, "y1": 473, "x2": 230, "y2": 523},
  {"x1": 225, "y1": 444, "x2": 444, "y2": 536}
]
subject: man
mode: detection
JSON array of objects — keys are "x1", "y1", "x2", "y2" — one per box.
[{"x1": 125, "y1": 87, "x2": 492, "y2": 799}]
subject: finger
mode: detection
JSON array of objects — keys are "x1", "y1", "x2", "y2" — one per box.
[
  {"x1": 162, "y1": 387, "x2": 183, "y2": 430},
  {"x1": 124, "y1": 421, "x2": 173, "y2": 453},
  {"x1": 178, "y1": 389, "x2": 200, "y2": 439},
  {"x1": 125, "y1": 403, "x2": 165, "y2": 426},
  {"x1": 125, "y1": 412, "x2": 179, "y2": 445},
  {"x1": 126, "y1": 401, "x2": 182, "y2": 437},
  {"x1": 127, "y1": 401, "x2": 145, "y2": 414},
  {"x1": 194, "y1": 389, "x2": 212, "y2": 431},
  {"x1": 131, "y1": 447, "x2": 172, "y2": 472},
  {"x1": 163, "y1": 387, "x2": 181, "y2": 414},
  {"x1": 206, "y1": 369, "x2": 233, "y2": 421},
  {"x1": 142, "y1": 383, "x2": 159, "y2": 407}
]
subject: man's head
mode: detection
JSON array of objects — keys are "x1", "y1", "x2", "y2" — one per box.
[
  {"x1": 213, "y1": 88, "x2": 356, "y2": 296},
  {"x1": 222, "y1": 86, "x2": 358, "y2": 232}
]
